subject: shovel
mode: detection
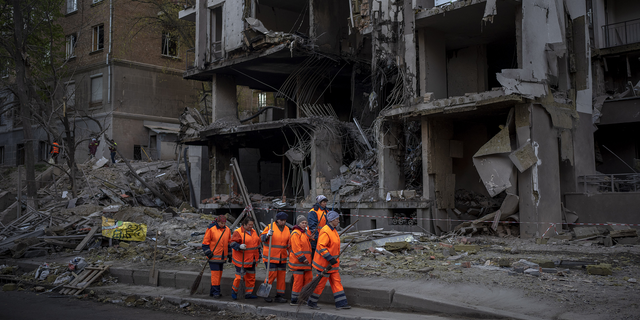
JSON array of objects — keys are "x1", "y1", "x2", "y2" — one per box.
[
  {"x1": 149, "y1": 231, "x2": 159, "y2": 286},
  {"x1": 256, "y1": 219, "x2": 273, "y2": 298}
]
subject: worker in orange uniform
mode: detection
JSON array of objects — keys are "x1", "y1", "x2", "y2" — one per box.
[
  {"x1": 307, "y1": 210, "x2": 351, "y2": 310},
  {"x1": 289, "y1": 215, "x2": 312, "y2": 305},
  {"x1": 260, "y1": 211, "x2": 290, "y2": 303},
  {"x1": 201, "y1": 214, "x2": 231, "y2": 298},
  {"x1": 307, "y1": 195, "x2": 328, "y2": 259},
  {"x1": 229, "y1": 217, "x2": 260, "y2": 300},
  {"x1": 50, "y1": 141, "x2": 60, "y2": 164}
]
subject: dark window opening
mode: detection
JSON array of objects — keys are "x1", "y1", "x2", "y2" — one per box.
[{"x1": 134, "y1": 145, "x2": 142, "y2": 160}]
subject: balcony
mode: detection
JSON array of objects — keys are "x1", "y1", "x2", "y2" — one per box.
[{"x1": 602, "y1": 18, "x2": 640, "y2": 48}]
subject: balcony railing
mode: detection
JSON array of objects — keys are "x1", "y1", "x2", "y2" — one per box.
[
  {"x1": 578, "y1": 173, "x2": 640, "y2": 194},
  {"x1": 602, "y1": 18, "x2": 640, "y2": 48}
]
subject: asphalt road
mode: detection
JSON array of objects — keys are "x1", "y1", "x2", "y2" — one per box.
[{"x1": 0, "y1": 291, "x2": 211, "y2": 320}]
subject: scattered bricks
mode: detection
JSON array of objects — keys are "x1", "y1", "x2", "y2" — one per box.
[
  {"x1": 429, "y1": 256, "x2": 436, "y2": 260},
  {"x1": 587, "y1": 264, "x2": 612, "y2": 276},
  {"x1": 461, "y1": 261, "x2": 471, "y2": 268},
  {"x1": 439, "y1": 242, "x2": 453, "y2": 249},
  {"x1": 3, "y1": 283, "x2": 16, "y2": 291},
  {"x1": 498, "y1": 258, "x2": 511, "y2": 267},
  {"x1": 454, "y1": 244, "x2": 479, "y2": 254}
]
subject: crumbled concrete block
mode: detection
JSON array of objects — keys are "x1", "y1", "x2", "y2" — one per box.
[
  {"x1": 573, "y1": 226, "x2": 601, "y2": 239},
  {"x1": 119, "y1": 242, "x2": 130, "y2": 249},
  {"x1": 603, "y1": 236, "x2": 613, "y2": 247},
  {"x1": 551, "y1": 234, "x2": 573, "y2": 240},
  {"x1": 403, "y1": 190, "x2": 417, "y2": 199},
  {"x1": 34, "y1": 286, "x2": 45, "y2": 292},
  {"x1": 3, "y1": 283, "x2": 16, "y2": 291},
  {"x1": 509, "y1": 142, "x2": 537, "y2": 172},
  {"x1": 614, "y1": 237, "x2": 639, "y2": 245},
  {"x1": 536, "y1": 238, "x2": 548, "y2": 244},
  {"x1": 524, "y1": 268, "x2": 540, "y2": 276},
  {"x1": 628, "y1": 278, "x2": 637, "y2": 283},
  {"x1": 586, "y1": 264, "x2": 612, "y2": 276},
  {"x1": 498, "y1": 258, "x2": 511, "y2": 267},
  {"x1": 454, "y1": 244, "x2": 479, "y2": 254},
  {"x1": 534, "y1": 260, "x2": 555, "y2": 268}
]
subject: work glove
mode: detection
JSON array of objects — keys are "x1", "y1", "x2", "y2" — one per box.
[
  {"x1": 205, "y1": 251, "x2": 213, "y2": 259},
  {"x1": 239, "y1": 244, "x2": 247, "y2": 250},
  {"x1": 329, "y1": 258, "x2": 338, "y2": 266},
  {"x1": 267, "y1": 229, "x2": 274, "y2": 236}
]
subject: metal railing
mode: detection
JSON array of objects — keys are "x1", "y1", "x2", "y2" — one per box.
[
  {"x1": 578, "y1": 173, "x2": 640, "y2": 194},
  {"x1": 602, "y1": 18, "x2": 640, "y2": 48}
]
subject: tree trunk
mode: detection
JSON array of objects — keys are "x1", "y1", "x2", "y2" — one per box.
[{"x1": 12, "y1": 0, "x2": 37, "y2": 200}]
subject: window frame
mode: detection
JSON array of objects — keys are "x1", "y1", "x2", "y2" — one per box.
[
  {"x1": 66, "y1": 34, "x2": 77, "y2": 59},
  {"x1": 66, "y1": 0, "x2": 77, "y2": 14},
  {"x1": 92, "y1": 24, "x2": 104, "y2": 52},
  {"x1": 65, "y1": 81, "x2": 76, "y2": 108},
  {"x1": 161, "y1": 31, "x2": 179, "y2": 58},
  {"x1": 90, "y1": 74, "x2": 103, "y2": 104}
]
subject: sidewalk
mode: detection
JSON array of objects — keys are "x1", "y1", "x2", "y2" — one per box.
[{"x1": 3, "y1": 257, "x2": 553, "y2": 320}]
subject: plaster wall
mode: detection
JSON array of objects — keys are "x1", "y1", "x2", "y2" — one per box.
[
  {"x1": 451, "y1": 123, "x2": 491, "y2": 197},
  {"x1": 211, "y1": 74, "x2": 238, "y2": 121},
  {"x1": 446, "y1": 45, "x2": 487, "y2": 97},
  {"x1": 257, "y1": 5, "x2": 308, "y2": 34},
  {"x1": 418, "y1": 28, "x2": 447, "y2": 99},
  {"x1": 378, "y1": 123, "x2": 405, "y2": 199},
  {"x1": 310, "y1": 0, "x2": 349, "y2": 54}
]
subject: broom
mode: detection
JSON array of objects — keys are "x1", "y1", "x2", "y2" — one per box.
[
  {"x1": 190, "y1": 227, "x2": 227, "y2": 296},
  {"x1": 296, "y1": 219, "x2": 359, "y2": 310}
]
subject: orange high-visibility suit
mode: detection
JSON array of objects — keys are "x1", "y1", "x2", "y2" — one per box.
[
  {"x1": 260, "y1": 223, "x2": 290, "y2": 297},
  {"x1": 202, "y1": 223, "x2": 230, "y2": 296},
  {"x1": 230, "y1": 226, "x2": 261, "y2": 296},
  {"x1": 288, "y1": 225, "x2": 312, "y2": 303},
  {"x1": 309, "y1": 224, "x2": 349, "y2": 308}
]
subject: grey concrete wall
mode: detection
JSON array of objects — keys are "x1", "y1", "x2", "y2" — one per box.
[
  {"x1": 446, "y1": 45, "x2": 488, "y2": 97},
  {"x1": 565, "y1": 192, "x2": 640, "y2": 227},
  {"x1": 378, "y1": 122, "x2": 405, "y2": 199},
  {"x1": 418, "y1": 28, "x2": 447, "y2": 99},
  {"x1": 560, "y1": 111, "x2": 596, "y2": 194},
  {"x1": 519, "y1": 104, "x2": 563, "y2": 238},
  {"x1": 310, "y1": 128, "x2": 342, "y2": 199},
  {"x1": 605, "y1": 0, "x2": 640, "y2": 25},
  {"x1": 353, "y1": 208, "x2": 428, "y2": 233},
  {"x1": 211, "y1": 73, "x2": 238, "y2": 122}
]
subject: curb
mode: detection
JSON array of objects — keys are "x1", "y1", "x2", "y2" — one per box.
[{"x1": 2, "y1": 259, "x2": 547, "y2": 320}]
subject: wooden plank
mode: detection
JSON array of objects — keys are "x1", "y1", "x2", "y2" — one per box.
[
  {"x1": 73, "y1": 266, "x2": 109, "y2": 295},
  {"x1": 74, "y1": 227, "x2": 99, "y2": 252}
]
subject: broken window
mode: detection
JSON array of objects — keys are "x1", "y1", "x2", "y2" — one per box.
[
  {"x1": 161, "y1": 31, "x2": 178, "y2": 58},
  {"x1": 134, "y1": 145, "x2": 142, "y2": 160},
  {"x1": 66, "y1": 0, "x2": 77, "y2": 14},
  {"x1": 258, "y1": 92, "x2": 266, "y2": 108},
  {"x1": 66, "y1": 34, "x2": 76, "y2": 59},
  {"x1": 90, "y1": 75, "x2": 103, "y2": 103},
  {"x1": 92, "y1": 24, "x2": 104, "y2": 51},
  {"x1": 210, "y1": 7, "x2": 223, "y2": 61}
]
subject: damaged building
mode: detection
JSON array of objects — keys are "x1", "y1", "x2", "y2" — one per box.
[{"x1": 179, "y1": 0, "x2": 638, "y2": 237}]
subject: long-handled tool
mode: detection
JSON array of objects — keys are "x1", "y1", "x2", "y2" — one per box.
[
  {"x1": 239, "y1": 228, "x2": 246, "y2": 298},
  {"x1": 256, "y1": 219, "x2": 274, "y2": 297},
  {"x1": 296, "y1": 219, "x2": 358, "y2": 309},
  {"x1": 190, "y1": 227, "x2": 226, "y2": 296},
  {"x1": 149, "y1": 231, "x2": 159, "y2": 286}
]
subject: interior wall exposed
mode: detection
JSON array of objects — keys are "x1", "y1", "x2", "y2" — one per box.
[
  {"x1": 605, "y1": 0, "x2": 640, "y2": 24},
  {"x1": 311, "y1": 0, "x2": 349, "y2": 54},
  {"x1": 595, "y1": 122, "x2": 640, "y2": 173},
  {"x1": 257, "y1": 4, "x2": 309, "y2": 35},
  {"x1": 451, "y1": 122, "x2": 491, "y2": 197}
]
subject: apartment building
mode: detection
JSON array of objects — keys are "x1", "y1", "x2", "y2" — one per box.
[
  {"x1": 181, "y1": 0, "x2": 636, "y2": 236},
  {"x1": 0, "y1": 0, "x2": 200, "y2": 166}
]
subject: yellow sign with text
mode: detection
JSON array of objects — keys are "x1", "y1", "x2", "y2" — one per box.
[{"x1": 101, "y1": 216, "x2": 147, "y2": 241}]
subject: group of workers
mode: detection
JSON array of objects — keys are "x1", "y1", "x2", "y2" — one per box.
[
  {"x1": 201, "y1": 195, "x2": 351, "y2": 310},
  {"x1": 49, "y1": 137, "x2": 117, "y2": 164}
]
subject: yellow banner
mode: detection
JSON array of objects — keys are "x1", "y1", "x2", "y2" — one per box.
[{"x1": 101, "y1": 216, "x2": 147, "y2": 241}]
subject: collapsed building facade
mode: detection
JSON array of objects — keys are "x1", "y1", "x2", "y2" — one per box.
[{"x1": 179, "y1": 0, "x2": 639, "y2": 237}]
